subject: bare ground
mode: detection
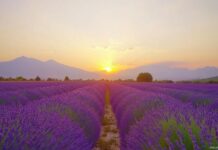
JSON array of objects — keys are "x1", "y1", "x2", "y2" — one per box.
[{"x1": 93, "y1": 90, "x2": 120, "y2": 150}]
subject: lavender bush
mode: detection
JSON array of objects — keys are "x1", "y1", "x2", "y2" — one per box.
[
  {"x1": 110, "y1": 83, "x2": 218, "y2": 150},
  {"x1": 0, "y1": 82, "x2": 105, "y2": 150}
]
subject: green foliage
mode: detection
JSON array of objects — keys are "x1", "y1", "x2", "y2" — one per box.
[
  {"x1": 155, "y1": 80, "x2": 174, "y2": 83},
  {"x1": 136, "y1": 72, "x2": 153, "y2": 82},
  {"x1": 35, "y1": 76, "x2": 41, "y2": 81},
  {"x1": 15, "y1": 76, "x2": 26, "y2": 81},
  {"x1": 159, "y1": 117, "x2": 215, "y2": 150},
  {"x1": 178, "y1": 124, "x2": 194, "y2": 150},
  {"x1": 160, "y1": 118, "x2": 179, "y2": 148},
  {"x1": 47, "y1": 78, "x2": 61, "y2": 81},
  {"x1": 193, "y1": 76, "x2": 218, "y2": 83},
  {"x1": 190, "y1": 119, "x2": 202, "y2": 148},
  {"x1": 64, "y1": 76, "x2": 70, "y2": 81},
  {"x1": 0, "y1": 99, "x2": 5, "y2": 104},
  {"x1": 211, "y1": 128, "x2": 218, "y2": 147},
  {"x1": 47, "y1": 78, "x2": 55, "y2": 81},
  {"x1": 192, "y1": 99, "x2": 211, "y2": 107}
]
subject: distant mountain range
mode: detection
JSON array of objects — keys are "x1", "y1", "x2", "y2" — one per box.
[
  {"x1": 112, "y1": 62, "x2": 218, "y2": 81},
  {"x1": 0, "y1": 56, "x2": 218, "y2": 80},
  {"x1": 0, "y1": 56, "x2": 98, "y2": 79},
  {"x1": 193, "y1": 76, "x2": 218, "y2": 83}
]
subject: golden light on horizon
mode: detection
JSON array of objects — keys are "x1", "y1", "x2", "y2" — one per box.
[
  {"x1": 104, "y1": 66, "x2": 112, "y2": 73},
  {"x1": 0, "y1": 0, "x2": 218, "y2": 70},
  {"x1": 99, "y1": 58, "x2": 115, "y2": 73}
]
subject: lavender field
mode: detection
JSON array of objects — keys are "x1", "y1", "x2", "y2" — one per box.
[
  {"x1": 0, "y1": 81, "x2": 217, "y2": 150},
  {"x1": 1, "y1": 0, "x2": 218, "y2": 149}
]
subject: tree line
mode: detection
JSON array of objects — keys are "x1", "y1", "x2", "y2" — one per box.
[
  {"x1": 0, "y1": 76, "x2": 70, "y2": 81},
  {"x1": 1, "y1": 73, "x2": 215, "y2": 83},
  {"x1": 0, "y1": 73, "x2": 154, "y2": 82}
]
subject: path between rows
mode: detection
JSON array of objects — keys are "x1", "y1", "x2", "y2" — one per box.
[{"x1": 93, "y1": 89, "x2": 120, "y2": 150}]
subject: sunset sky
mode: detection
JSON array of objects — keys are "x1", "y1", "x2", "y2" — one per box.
[{"x1": 0, "y1": 0, "x2": 218, "y2": 72}]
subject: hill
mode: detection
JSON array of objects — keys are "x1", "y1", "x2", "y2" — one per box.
[
  {"x1": 113, "y1": 62, "x2": 218, "y2": 81},
  {"x1": 0, "y1": 56, "x2": 98, "y2": 79},
  {"x1": 193, "y1": 76, "x2": 218, "y2": 83}
]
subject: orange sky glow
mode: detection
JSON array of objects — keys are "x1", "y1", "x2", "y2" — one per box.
[{"x1": 0, "y1": 0, "x2": 217, "y2": 72}]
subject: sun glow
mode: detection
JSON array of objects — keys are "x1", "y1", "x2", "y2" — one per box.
[{"x1": 104, "y1": 66, "x2": 112, "y2": 73}]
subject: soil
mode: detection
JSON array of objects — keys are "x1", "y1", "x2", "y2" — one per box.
[{"x1": 93, "y1": 90, "x2": 120, "y2": 150}]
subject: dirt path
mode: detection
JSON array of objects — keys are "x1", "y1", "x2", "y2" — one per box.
[{"x1": 93, "y1": 90, "x2": 120, "y2": 150}]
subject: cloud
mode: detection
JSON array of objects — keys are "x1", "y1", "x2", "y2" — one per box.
[{"x1": 91, "y1": 43, "x2": 135, "y2": 52}]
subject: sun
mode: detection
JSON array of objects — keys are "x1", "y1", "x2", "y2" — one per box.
[{"x1": 104, "y1": 66, "x2": 112, "y2": 73}]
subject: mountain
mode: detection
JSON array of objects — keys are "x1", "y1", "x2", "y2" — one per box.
[
  {"x1": 112, "y1": 63, "x2": 218, "y2": 81},
  {"x1": 0, "y1": 56, "x2": 98, "y2": 79},
  {"x1": 193, "y1": 76, "x2": 218, "y2": 83},
  {"x1": 1, "y1": 57, "x2": 218, "y2": 81}
]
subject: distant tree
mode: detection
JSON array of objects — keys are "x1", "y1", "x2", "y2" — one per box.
[
  {"x1": 35, "y1": 76, "x2": 41, "y2": 81},
  {"x1": 16, "y1": 76, "x2": 26, "y2": 81},
  {"x1": 136, "y1": 72, "x2": 153, "y2": 82},
  {"x1": 47, "y1": 78, "x2": 53, "y2": 81},
  {"x1": 0, "y1": 76, "x2": 4, "y2": 81},
  {"x1": 124, "y1": 79, "x2": 135, "y2": 82},
  {"x1": 208, "y1": 80, "x2": 218, "y2": 84},
  {"x1": 64, "y1": 76, "x2": 70, "y2": 81},
  {"x1": 177, "y1": 80, "x2": 192, "y2": 83},
  {"x1": 155, "y1": 80, "x2": 174, "y2": 83},
  {"x1": 7, "y1": 77, "x2": 14, "y2": 81},
  {"x1": 47, "y1": 78, "x2": 59, "y2": 81},
  {"x1": 114, "y1": 79, "x2": 122, "y2": 82}
]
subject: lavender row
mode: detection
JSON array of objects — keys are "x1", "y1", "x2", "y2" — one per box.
[
  {"x1": 152, "y1": 83, "x2": 218, "y2": 96},
  {"x1": 110, "y1": 83, "x2": 218, "y2": 150},
  {"x1": 0, "y1": 82, "x2": 91, "y2": 106},
  {"x1": 124, "y1": 83, "x2": 218, "y2": 108},
  {"x1": 0, "y1": 81, "x2": 66, "y2": 92},
  {"x1": 0, "y1": 83, "x2": 105, "y2": 150}
]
